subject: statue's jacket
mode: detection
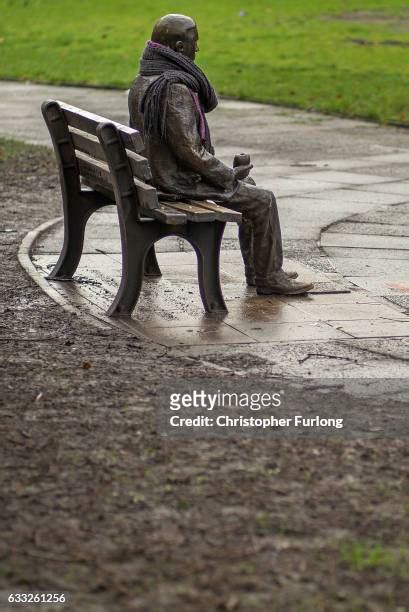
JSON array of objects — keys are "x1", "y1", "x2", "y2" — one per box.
[{"x1": 129, "y1": 75, "x2": 239, "y2": 202}]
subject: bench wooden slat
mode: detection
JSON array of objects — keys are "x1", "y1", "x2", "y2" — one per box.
[
  {"x1": 189, "y1": 199, "x2": 242, "y2": 222},
  {"x1": 141, "y1": 204, "x2": 187, "y2": 225},
  {"x1": 126, "y1": 150, "x2": 152, "y2": 182},
  {"x1": 76, "y1": 151, "x2": 158, "y2": 211},
  {"x1": 58, "y1": 100, "x2": 144, "y2": 153},
  {"x1": 161, "y1": 200, "x2": 216, "y2": 222},
  {"x1": 77, "y1": 150, "x2": 111, "y2": 187},
  {"x1": 133, "y1": 177, "x2": 159, "y2": 210},
  {"x1": 71, "y1": 131, "x2": 151, "y2": 182},
  {"x1": 70, "y1": 128, "x2": 106, "y2": 162},
  {"x1": 81, "y1": 180, "x2": 186, "y2": 225},
  {"x1": 81, "y1": 179, "x2": 115, "y2": 202}
]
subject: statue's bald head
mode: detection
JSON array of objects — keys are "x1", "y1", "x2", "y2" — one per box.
[{"x1": 151, "y1": 14, "x2": 199, "y2": 60}]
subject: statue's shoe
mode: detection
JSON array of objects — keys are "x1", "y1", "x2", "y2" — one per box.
[
  {"x1": 246, "y1": 270, "x2": 298, "y2": 287},
  {"x1": 256, "y1": 272, "x2": 314, "y2": 296}
]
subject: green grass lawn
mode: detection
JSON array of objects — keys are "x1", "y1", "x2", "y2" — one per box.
[
  {"x1": 0, "y1": 137, "x2": 28, "y2": 162},
  {"x1": 1, "y1": 0, "x2": 408, "y2": 124}
]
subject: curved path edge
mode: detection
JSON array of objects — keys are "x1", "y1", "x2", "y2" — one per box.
[
  {"x1": 320, "y1": 199, "x2": 409, "y2": 304},
  {"x1": 17, "y1": 217, "x2": 155, "y2": 340}
]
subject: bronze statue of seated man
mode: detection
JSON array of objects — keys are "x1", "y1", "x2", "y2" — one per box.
[{"x1": 128, "y1": 14, "x2": 314, "y2": 295}]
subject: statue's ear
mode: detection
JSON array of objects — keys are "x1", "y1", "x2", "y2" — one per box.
[{"x1": 175, "y1": 40, "x2": 184, "y2": 53}]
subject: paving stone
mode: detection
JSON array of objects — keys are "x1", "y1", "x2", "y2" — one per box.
[
  {"x1": 324, "y1": 247, "x2": 409, "y2": 260},
  {"x1": 326, "y1": 221, "x2": 409, "y2": 237},
  {"x1": 222, "y1": 301, "x2": 315, "y2": 324},
  {"x1": 82, "y1": 228, "x2": 121, "y2": 241},
  {"x1": 256, "y1": 177, "x2": 345, "y2": 196},
  {"x1": 140, "y1": 323, "x2": 255, "y2": 347},
  {"x1": 157, "y1": 251, "x2": 198, "y2": 266},
  {"x1": 35, "y1": 227, "x2": 64, "y2": 251},
  {"x1": 220, "y1": 258, "x2": 332, "y2": 284},
  {"x1": 165, "y1": 267, "x2": 239, "y2": 285},
  {"x1": 77, "y1": 236, "x2": 182, "y2": 254},
  {"x1": 223, "y1": 223, "x2": 240, "y2": 239},
  {"x1": 308, "y1": 281, "x2": 351, "y2": 294},
  {"x1": 348, "y1": 203, "x2": 409, "y2": 225},
  {"x1": 277, "y1": 291, "x2": 381, "y2": 305},
  {"x1": 312, "y1": 152, "x2": 409, "y2": 171},
  {"x1": 384, "y1": 294, "x2": 409, "y2": 312},
  {"x1": 129, "y1": 310, "x2": 222, "y2": 327},
  {"x1": 150, "y1": 263, "x2": 197, "y2": 279},
  {"x1": 250, "y1": 163, "x2": 314, "y2": 178},
  {"x1": 321, "y1": 233, "x2": 409, "y2": 250},
  {"x1": 327, "y1": 257, "x2": 409, "y2": 278},
  {"x1": 83, "y1": 238, "x2": 121, "y2": 254},
  {"x1": 296, "y1": 302, "x2": 407, "y2": 321},
  {"x1": 279, "y1": 198, "x2": 382, "y2": 240},
  {"x1": 295, "y1": 158, "x2": 375, "y2": 171},
  {"x1": 331, "y1": 319, "x2": 409, "y2": 338},
  {"x1": 76, "y1": 254, "x2": 121, "y2": 271},
  {"x1": 102, "y1": 252, "x2": 122, "y2": 263},
  {"x1": 346, "y1": 276, "x2": 409, "y2": 296},
  {"x1": 286, "y1": 171, "x2": 396, "y2": 185},
  {"x1": 227, "y1": 321, "x2": 350, "y2": 342},
  {"x1": 91, "y1": 209, "x2": 117, "y2": 219},
  {"x1": 350, "y1": 181, "x2": 409, "y2": 196},
  {"x1": 87, "y1": 215, "x2": 117, "y2": 226},
  {"x1": 346, "y1": 164, "x2": 409, "y2": 179},
  {"x1": 302, "y1": 189, "x2": 408, "y2": 206}
]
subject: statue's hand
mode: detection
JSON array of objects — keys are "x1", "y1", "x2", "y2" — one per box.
[{"x1": 233, "y1": 164, "x2": 253, "y2": 181}]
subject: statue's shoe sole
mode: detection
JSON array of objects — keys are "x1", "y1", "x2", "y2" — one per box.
[{"x1": 256, "y1": 283, "x2": 314, "y2": 296}]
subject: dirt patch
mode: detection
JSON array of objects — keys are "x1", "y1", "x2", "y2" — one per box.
[
  {"x1": 322, "y1": 10, "x2": 409, "y2": 32},
  {"x1": 346, "y1": 37, "x2": 409, "y2": 47},
  {"x1": 1, "y1": 144, "x2": 409, "y2": 611},
  {"x1": 329, "y1": 10, "x2": 405, "y2": 24}
]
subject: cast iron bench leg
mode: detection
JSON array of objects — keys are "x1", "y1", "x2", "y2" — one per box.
[
  {"x1": 144, "y1": 245, "x2": 162, "y2": 277},
  {"x1": 107, "y1": 223, "x2": 160, "y2": 317},
  {"x1": 188, "y1": 220, "x2": 227, "y2": 313},
  {"x1": 48, "y1": 192, "x2": 100, "y2": 280}
]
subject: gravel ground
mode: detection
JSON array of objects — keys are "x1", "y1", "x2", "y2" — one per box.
[{"x1": 1, "y1": 144, "x2": 409, "y2": 612}]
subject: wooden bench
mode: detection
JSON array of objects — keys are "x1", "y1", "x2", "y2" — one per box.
[{"x1": 41, "y1": 99, "x2": 241, "y2": 316}]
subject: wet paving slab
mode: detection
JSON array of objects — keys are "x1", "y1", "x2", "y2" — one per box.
[
  {"x1": 30, "y1": 212, "x2": 409, "y2": 348},
  {"x1": 331, "y1": 319, "x2": 409, "y2": 338}
]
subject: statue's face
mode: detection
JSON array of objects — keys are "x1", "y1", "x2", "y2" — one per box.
[{"x1": 176, "y1": 26, "x2": 199, "y2": 61}]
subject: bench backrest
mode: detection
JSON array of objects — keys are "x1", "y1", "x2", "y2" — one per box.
[{"x1": 41, "y1": 99, "x2": 159, "y2": 211}]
